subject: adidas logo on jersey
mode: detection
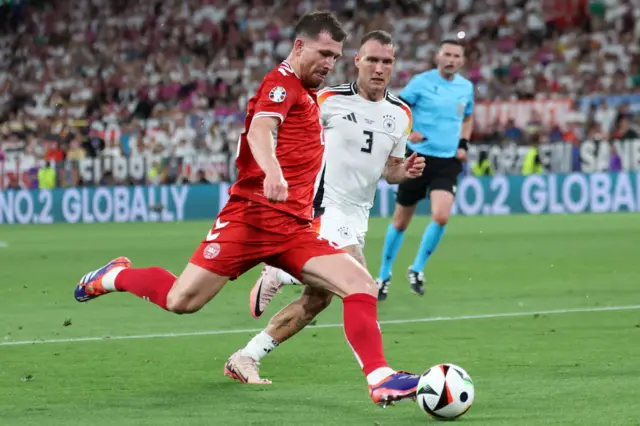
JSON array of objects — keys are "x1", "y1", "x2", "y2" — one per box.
[{"x1": 342, "y1": 112, "x2": 357, "y2": 123}]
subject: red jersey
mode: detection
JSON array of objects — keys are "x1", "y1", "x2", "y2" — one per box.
[{"x1": 230, "y1": 61, "x2": 324, "y2": 222}]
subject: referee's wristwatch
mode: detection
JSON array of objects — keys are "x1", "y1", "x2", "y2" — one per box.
[{"x1": 458, "y1": 138, "x2": 469, "y2": 151}]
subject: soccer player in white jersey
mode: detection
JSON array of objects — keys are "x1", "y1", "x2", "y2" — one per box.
[{"x1": 224, "y1": 30, "x2": 426, "y2": 384}]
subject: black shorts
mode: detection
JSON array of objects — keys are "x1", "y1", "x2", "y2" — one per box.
[{"x1": 396, "y1": 147, "x2": 462, "y2": 207}]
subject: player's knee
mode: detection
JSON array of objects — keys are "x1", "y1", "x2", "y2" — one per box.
[
  {"x1": 342, "y1": 272, "x2": 378, "y2": 298},
  {"x1": 432, "y1": 210, "x2": 450, "y2": 226},
  {"x1": 392, "y1": 208, "x2": 413, "y2": 231},
  {"x1": 166, "y1": 291, "x2": 204, "y2": 314},
  {"x1": 392, "y1": 217, "x2": 408, "y2": 232}
]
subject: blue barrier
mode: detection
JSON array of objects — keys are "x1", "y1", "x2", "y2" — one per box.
[
  {"x1": 376, "y1": 172, "x2": 640, "y2": 216},
  {"x1": 1, "y1": 173, "x2": 639, "y2": 224},
  {"x1": 0, "y1": 185, "x2": 223, "y2": 225}
]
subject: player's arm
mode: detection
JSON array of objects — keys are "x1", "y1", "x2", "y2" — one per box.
[
  {"x1": 251, "y1": 77, "x2": 298, "y2": 202},
  {"x1": 457, "y1": 86, "x2": 475, "y2": 161},
  {"x1": 459, "y1": 115, "x2": 473, "y2": 150},
  {"x1": 461, "y1": 115, "x2": 473, "y2": 139},
  {"x1": 382, "y1": 156, "x2": 408, "y2": 184},
  {"x1": 459, "y1": 86, "x2": 475, "y2": 148},
  {"x1": 247, "y1": 116, "x2": 282, "y2": 177},
  {"x1": 383, "y1": 109, "x2": 424, "y2": 183},
  {"x1": 382, "y1": 155, "x2": 425, "y2": 184}
]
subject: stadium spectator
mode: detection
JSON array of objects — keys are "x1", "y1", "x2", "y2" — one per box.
[{"x1": 0, "y1": 0, "x2": 639, "y2": 188}]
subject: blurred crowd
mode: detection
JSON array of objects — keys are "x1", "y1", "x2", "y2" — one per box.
[{"x1": 1, "y1": 0, "x2": 640, "y2": 188}]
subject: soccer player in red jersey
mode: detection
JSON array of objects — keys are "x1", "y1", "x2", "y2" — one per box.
[{"x1": 74, "y1": 10, "x2": 420, "y2": 407}]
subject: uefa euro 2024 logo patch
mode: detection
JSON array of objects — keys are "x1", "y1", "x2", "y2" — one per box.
[{"x1": 269, "y1": 86, "x2": 287, "y2": 103}]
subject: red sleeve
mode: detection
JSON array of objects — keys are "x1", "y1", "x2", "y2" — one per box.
[{"x1": 254, "y1": 71, "x2": 299, "y2": 125}]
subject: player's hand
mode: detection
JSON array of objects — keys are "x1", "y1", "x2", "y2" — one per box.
[
  {"x1": 264, "y1": 172, "x2": 288, "y2": 203},
  {"x1": 408, "y1": 131, "x2": 425, "y2": 143},
  {"x1": 404, "y1": 152, "x2": 425, "y2": 178},
  {"x1": 456, "y1": 148, "x2": 467, "y2": 162}
]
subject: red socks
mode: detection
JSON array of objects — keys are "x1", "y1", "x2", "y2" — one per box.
[
  {"x1": 115, "y1": 267, "x2": 176, "y2": 310},
  {"x1": 114, "y1": 269, "x2": 389, "y2": 375},
  {"x1": 342, "y1": 293, "x2": 389, "y2": 375}
]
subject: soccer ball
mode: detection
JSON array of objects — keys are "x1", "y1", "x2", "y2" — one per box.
[{"x1": 416, "y1": 363, "x2": 474, "y2": 420}]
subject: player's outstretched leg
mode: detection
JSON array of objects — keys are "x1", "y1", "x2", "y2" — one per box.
[
  {"x1": 75, "y1": 259, "x2": 229, "y2": 314},
  {"x1": 408, "y1": 189, "x2": 454, "y2": 295},
  {"x1": 249, "y1": 265, "x2": 301, "y2": 318},
  {"x1": 226, "y1": 286, "x2": 333, "y2": 384},
  {"x1": 301, "y1": 253, "x2": 420, "y2": 407},
  {"x1": 377, "y1": 203, "x2": 416, "y2": 301}
]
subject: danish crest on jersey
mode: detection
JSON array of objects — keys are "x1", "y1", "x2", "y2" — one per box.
[
  {"x1": 269, "y1": 86, "x2": 287, "y2": 103},
  {"x1": 383, "y1": 115, "x2": 396, "y2": 133}
]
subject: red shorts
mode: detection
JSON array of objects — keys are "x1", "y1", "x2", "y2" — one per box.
[{"x1": 189, "y1": 196, "x2": 341, "y2": 280}]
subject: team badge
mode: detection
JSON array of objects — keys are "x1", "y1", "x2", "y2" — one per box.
[
  {"x1": 383, "y1": 114, "x2": 396, "y2": 133},
  {"x1": 268, "y1": 86, "x2": 287, "y2": 103},
  {"x1": 203, "y1": 243, "x2": 220, "y2": 259},
  {"x1": 338, "y1": 225, "x2": 352, "y2": 240}
]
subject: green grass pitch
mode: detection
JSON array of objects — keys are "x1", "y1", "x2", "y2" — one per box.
[{"x1": 1, "y1": 214, "x2": 639, "y2": 425}]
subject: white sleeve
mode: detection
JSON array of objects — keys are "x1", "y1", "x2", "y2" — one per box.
[
  {"x1": 390, "y1": 113, "x2": 410, "y2": 158},
  {"x1": 320, "y1": 98, "x2": 336, "y2": 128},
  {"x1": 390, "y1": 134, "x2": 407, "y2": 159}
]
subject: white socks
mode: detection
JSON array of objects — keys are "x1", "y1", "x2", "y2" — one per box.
[
  {"x1": 101, "y1": 267, "x2": 125, "y2": 292},
  {"x1": 239, "y1": 331, "x2": 394, "y2": 384},
  {"x1": 366, "y1": 367, "x2": 396, "y2": 386},
  {"x1": 276, "y1": 269, "x2": 301, "y2": 285},
  {"x1": 240, "y1": 331, "x2": 279, "y2": 361}
]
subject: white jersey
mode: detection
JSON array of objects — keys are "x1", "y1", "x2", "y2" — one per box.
[{"x1": 313, "y1": 82, "x2": 411, "y2": 224}]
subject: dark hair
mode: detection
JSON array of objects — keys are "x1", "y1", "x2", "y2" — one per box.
[
  {"x1": 294, "y1": 10, "x2": 347, "y2": 42},
  {"x1": 360, "y1": 30, "x2": 394, "y2": 47},
  {"x1": 440, "y1": 39, "x2": 465, "y2": 50}
]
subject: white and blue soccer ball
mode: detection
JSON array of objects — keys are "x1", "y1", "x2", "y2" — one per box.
[{"x1": 416, "y1": 363, "x2": 475, "y2": 420}]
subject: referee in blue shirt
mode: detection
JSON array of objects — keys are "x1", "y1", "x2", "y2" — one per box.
[{"x1": 377, "y1": 39, "x2": 474, "y2": 300}]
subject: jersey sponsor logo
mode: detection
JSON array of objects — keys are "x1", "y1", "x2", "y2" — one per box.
[
  {"x1": 457, "y1": 102, "x2": 466, "y2": 116},
  {"x1": 383, "y1": 114, "x2": 396, "y2": 133},
  {"x1": 203, "y1": 242, "x2": 221, "y2": 259},
  {"x1": 268, "y1": 86, "x2": 287, "y2": 103}
]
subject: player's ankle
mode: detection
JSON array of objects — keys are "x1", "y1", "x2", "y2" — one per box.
[
  {"x1": 240, "y1": 331, "x2": 279, "y2": 361},
  {"x1": 103, "y1": 267, "x2": 126, "y2": 292},
  {"x1": 366, "y1": 367, "x2": 396, "y2": 386}
]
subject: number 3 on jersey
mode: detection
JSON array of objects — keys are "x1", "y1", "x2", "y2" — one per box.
[{"x1": 361, "y1": 130, "x2": 373, "y2": 154}]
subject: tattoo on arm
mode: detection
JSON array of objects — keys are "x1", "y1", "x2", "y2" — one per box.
[{"x1": 382, "y1": 157, "x2": 406, "y2": 184}]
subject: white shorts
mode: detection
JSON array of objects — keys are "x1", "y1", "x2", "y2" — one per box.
[{"x1": 317, "y1": 205, "x2": 368, "y2": 249}]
